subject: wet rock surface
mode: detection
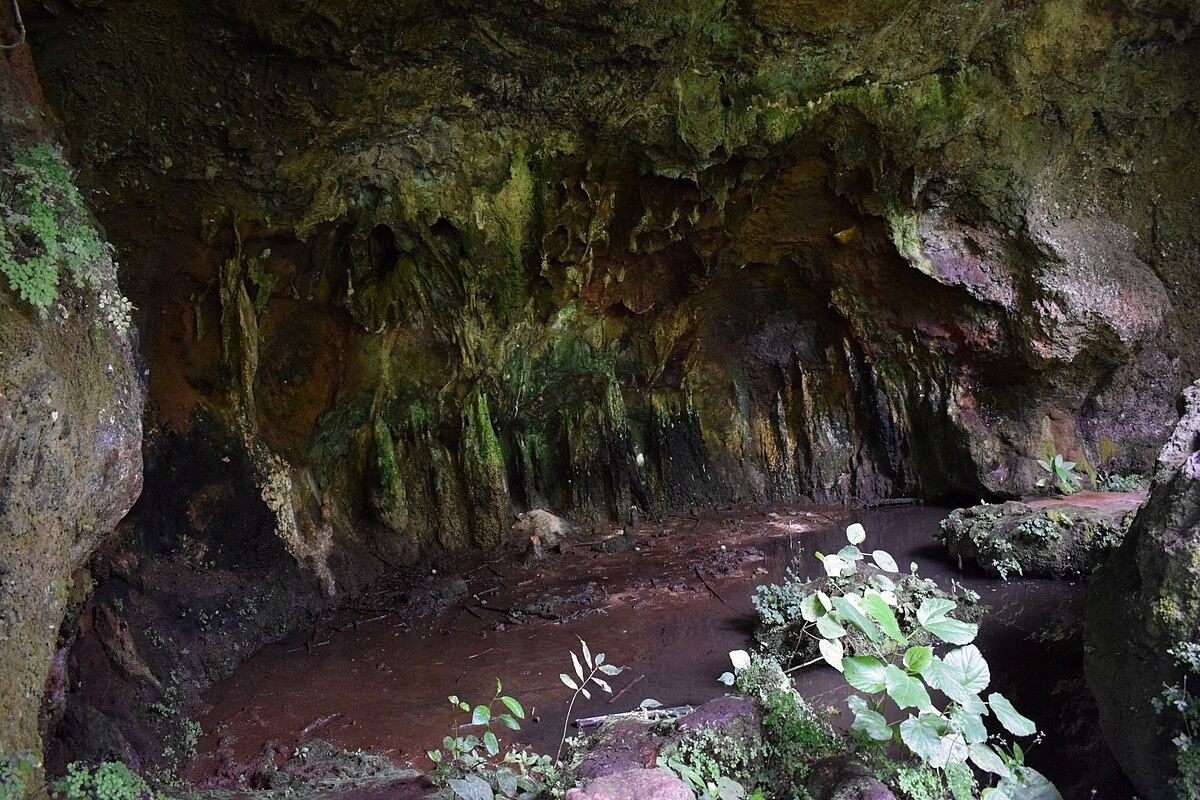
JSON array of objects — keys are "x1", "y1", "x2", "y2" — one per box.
[
  {"x1": 1086, "y1": 380, "x2": 1200, "y2": 799},
  {"x1": 807, "y1": 756, "x2": 895, "y2": 800},
  {"x1": 565, "y1": 768, "x2": 692, "y2": 800},
  {"x1": 0, "y1": 49, "x2": 144, "y2": 761},
  {"x1": 938, "y1": 492, "x2": 1142, "y2": 578}
]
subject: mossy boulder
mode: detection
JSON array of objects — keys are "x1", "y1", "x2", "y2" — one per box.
[
  {"x1": 1085, "y1": 380, "x2": 1200, "y2": 798},
  {"x1": 939, "y1": 499, "x2": 1137, "y2": 579}
]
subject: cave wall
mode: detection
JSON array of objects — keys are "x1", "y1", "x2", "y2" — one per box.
[
  {"x1": 15, "y1": 0, "x2": 1200, "y2": 766},
  {"x1": 0, "y1": 41, "x2": 143, "y2": 764},
  {"x1": 29, "y1": 0, "x2": 1198, "y2": 572}
]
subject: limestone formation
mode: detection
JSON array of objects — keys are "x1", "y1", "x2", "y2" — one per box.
[{"x1": 1086, "y1": 380, "x2": 1200, "y2": 798}]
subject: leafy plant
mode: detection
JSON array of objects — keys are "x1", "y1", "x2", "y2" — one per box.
[
  {"x1": 753, "y1": 523, "x2": 981, "y2": 668},
  {"x1": 0, "y1": 143, "x2": 133, "y2": 333},
  {"x1": 0, "y1": 751, "x2": 39, "y2": 800},
  {"x1": 427, "y1": 679, "x2": 551, "y2": 800},
  {"x1": 51, "y1": 761, "x2": 163, "y2": 800},
  {"x1": 1153, "y1": 642, "x2": 1200, "y2": 799},
  {"x1": 428, "y1": 638, "x2": 624, "y2": 800},
  {"x1": 1095, "y1": 471, "x2": 1142, "y2": 492},
  {"x1": 1035, "y1": 454, "x2": 1081, "y2": 496},
  {"x1": 749, "y1": 523, "x2": 1057, "y2": 797},
  {"x1": 556, "y1": 638, "x2": 625, "y2": 763}
]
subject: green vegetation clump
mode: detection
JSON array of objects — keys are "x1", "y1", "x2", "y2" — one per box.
[
  {"x1": 1035, "y1": 454, "x2": 1081, "y2": 496},
  {"x1": 752, "y1": 524, "x2": 981, "y2": 667},
  {"x1": 735, "y1": 523, "x2": 1059, "y2": 799},
  {"x1": 51, "y1": 761, "x2": 163, "y2": 800},
  {"x1": 1154, "y1": 642, "x2": 1200, "y2": 799},
  {"x1": 0, "y1": 143, "x2": 132, "y2": 332},
  {"x1": 0, "y1": 751, "x2": 38, "y2": 800}
]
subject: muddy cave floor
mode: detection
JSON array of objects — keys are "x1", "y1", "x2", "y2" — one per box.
[{"x1": 183, "y1": 498, "x2": 1142, "y2": 798}]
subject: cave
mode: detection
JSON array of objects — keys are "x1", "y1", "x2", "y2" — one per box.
[{"x1": 1, "y1": 1, "x2": 1198, "y2": 798}]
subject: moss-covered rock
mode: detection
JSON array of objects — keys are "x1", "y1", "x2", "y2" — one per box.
[
  {"x1": 0, "y1": 52, "x2": 144, "y2": 767},
  {"x1": 1086, "y1": 380, "x2": 1200, "y2": 799},
  {"x1": 939, "y1": 499, "x2": 1136, "y2": 579}
]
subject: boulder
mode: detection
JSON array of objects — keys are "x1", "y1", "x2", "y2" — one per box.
[
  {"x1": 939, "y1": 496, "x2": 1138, "y2": 578},
  {"x1": 565, "y1": 768, "x2": 693, "y2": 800},
  {"x1": 1085, "y1": 380, "x2": 1200, "y2": 799},
  {"x1": 807, "y1": 756, "x2": 895, "y2": 800}
]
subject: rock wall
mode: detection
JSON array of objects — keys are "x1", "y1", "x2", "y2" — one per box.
[
  {"x1": 0, "y1": 41, "x2": 144, "y2": 763},
  {"x1": 1086, "y1": 381, "x2": 1200, "y2": 798}
]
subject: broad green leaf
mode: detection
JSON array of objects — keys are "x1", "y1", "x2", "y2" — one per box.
[
  {"x1": 427, "y1": 749, "x2": 442, "y2": 763},
  {"x1": 1037, "y1": 459, "x2": 1051, "y2": 471},
  {"x1": 495, "y1": 677, "x2": 502, "y2": 694},
  {"x1": 800, "y1": 593, "x2": 823, "y2": 622},
  {"x1": 983, "y1": 790, "x2": 1012, "y2": 800},
  {"x1": 832, "y1": 596, "x2": 882, "y2": 642},
  {"x1": 871, "y1": 574, "x2": 896, "y2": 592},
  {"x1": 496, "y1": 767, "x2": 519, "y2": 798},
  {"x1": 591, "y1": 676, "x2": 612, "y2": 693},
  {"x1": 822, "y1": 553, "x2": 848, "y2": 577},
  {"x1": 580, "y1": 638, "x2": 593, "y2": 669},
  {"x1": 501, "y1": 695, "x2": 525, "y2": 719},
  {"x1": 917, "y1": 598, "x2": 978, "y2": 645},
  {"x1": 595, "y1": 652, "x2": 605, "y2": 665},
  {"x1": 846, "y1": 522, "x2": 867, "y2": 545},
  {"x1": 716, "y1": 776, "x2": 747, "y2": 800},
  {"x1": 598, "y1": 663, "x2": 623, "y2": 676},
  {"x1": 916, "y1": 597, "x2": 956, "y2": 626},
  {"x1": 819, "y1": 638, "x2": 844, "y2": 672},
  {"x1": 483, "y1": 730, "x2": 499, "y2": 756},
  {"x1": 899, "y1": 715, "x2": 943, "y2": 764},
  {"x1": 922, "y1": 647, "x2": 990, "y2": 705},
  {"x1": 871, "y1": 549, "x2": 899, "y2": 573},
  {"x1": 816, "y1": 591, "x2": 832, "y2": 612},
  {"x1": 884, "y1": 664, "x2": 934, "y2": 711},
  {"x1": 837, "y1": 545, "x2": 864, "y2": 562},
  {"x1": 580, "y1": 686, "x2": 591, "y2": 700},
  {"x1": 951, "y1": 706, "x2": 988, "y2": 744},
  {"x1": 471, "y1": 705, "x2": 491, "y2": 726},
  {"x1": 851, "y1": 706, "x2": 894, "y2": 741},
  {"x1": 903, "y1": 646, "x2": 933, "y2": 674},
  {"x1": 560, "y1": 673, "x2": 578, "y2": 690},
  {"x1": 861, "y1": 593, "x2": 904, "y2": 643},
  {"x1": 843, "y1": 656, "x2": 887, "y2": 693},
  {"x1": 448, "y1": 774, "x2": 494, "y2": 800},
  {"x1": 931, "y1": 733, "x2": 970, "y2": 770},
  {"x1": 943, "y1": 645, "x2": 991, "y2": 695},
  {"x1": 449, "y1": 695, "x2": 459, "y2": 705},
  {"x1": 497, "y1": 713, "x2": 521, "y2": 731},
  {"x1": 815, "y1": 613, "x2": 847, "y2": 639},
  {"x1": 989, "y1": 692, "x2": 1037, "y2": 737},
  {"x1": 571, "y1": 650, "x2": 585, "y2": 681},
  {"x1": 997, "y1": 767, "x2": 1063, "y2": 800},
  {"x1": 969, "y1": 743, "x2": 1012, "y2": 777}
]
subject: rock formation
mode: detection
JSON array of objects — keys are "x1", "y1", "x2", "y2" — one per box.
[{"x1": 1086, "y1": 380, "x2": 1200, "y2": 798}]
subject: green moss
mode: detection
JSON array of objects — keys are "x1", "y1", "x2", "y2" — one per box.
[
  {"x1": 373, "y1": 418, "x2": 409, "y2": 530},
  {"x1": 491, "y1": 150, "x2": 535, "y2": 265},
  {"x1": 885, "y1": 206, "x2": 934, "y2": 277},
  {"x1": 674, "y1": 70, "x2": 726, "y2": 160}
]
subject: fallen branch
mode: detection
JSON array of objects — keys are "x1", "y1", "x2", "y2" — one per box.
[{"x1": 575, "y1": 705, "x2": 695, "y2": 730}]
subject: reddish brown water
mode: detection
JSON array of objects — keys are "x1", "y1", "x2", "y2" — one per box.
[{"x1": 191, "y1": 502, "x2": 1137, "y2": 798}]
